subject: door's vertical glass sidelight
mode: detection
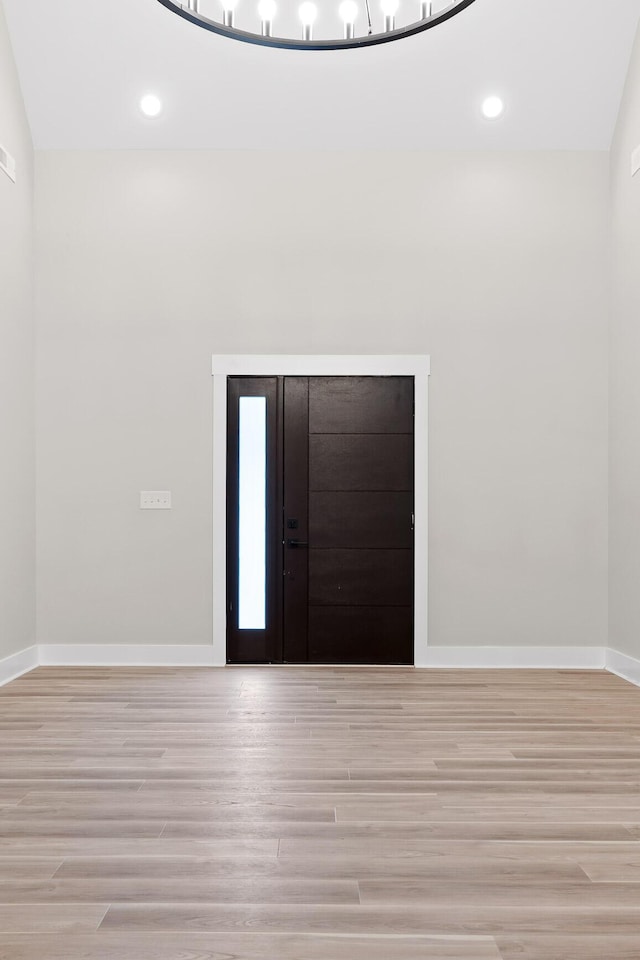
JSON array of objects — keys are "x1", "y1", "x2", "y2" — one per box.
[{"x1": 238, "y1": 396, "x2": 267, "y2": 630}]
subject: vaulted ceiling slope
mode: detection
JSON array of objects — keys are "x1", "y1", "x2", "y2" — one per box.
[{"x1": 4, "y1": 0, "x2": 640, "y2": 150}]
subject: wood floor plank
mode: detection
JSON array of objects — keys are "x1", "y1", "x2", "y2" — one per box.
[
  {"x1": 5, "y1": 835, "x2": 639, "y2": 860},
  {"x1": 334, "y1": 801, "x2": 640, "y2": 822},
  {"x1": 1, "y1": 804, "x2": 338, "y2": 823},
  {"x1": 0, "y1": 858, "x2": 62, "y2": 879},
  {"x1": 496, "y1": 936, "x2": 640, "y2": 959},
  {"x1": 0, "y1": 877, "x2": 360, "y2": 904},
  {"x1": 54, "y1": 853, "x2": 589, "y2": 883},
  {"x1": 0, "y1": 837, "x2": 279, "y2": 856},
  {"x1": 0, "y1": 820, "x2": 166, "y2": 837},
  {"x1": 0, "y1": 933, "x2": 502, "y2": 960},
  {"x1": 98, "y1": 901, "x2": 640, "y2": 935},
  {"x1": 0, "y1": 904, "x2": 108, "y2": 933},
  {"x1": 359, "y1": 879, "x2": 640, "y2": 907},
  {"x1": 163, "y1": 820, "x2": 635, "y2": 841},
  {"x1": 571, "y1": 852, "x2": 640, "y2": 881}
]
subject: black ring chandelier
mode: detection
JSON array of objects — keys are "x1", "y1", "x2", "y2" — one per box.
[{"x1": 157, "y1": 0, "x2": 477, "y2": 51}]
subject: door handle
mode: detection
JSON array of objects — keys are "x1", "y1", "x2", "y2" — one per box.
[{"x1": 286, "y1": 539, "x2": 309, "y2": 548}]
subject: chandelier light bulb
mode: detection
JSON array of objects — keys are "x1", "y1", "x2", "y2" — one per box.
[
  {"x1": 299, "y1": 1, "x2": 318, "y2": 40},
  {"x1": 420, "y1": 0, "x2": 432, "y2": 18},
  {"x1": 299, "y1": 2, "x2": 318, "y2": 24},
  {"x1": 258, "y1": 0, "x2": 276, "y2": 34},
  {"x1": 381, "y1": 0, "x2": 399, "y2": 31},
  {"x1": 339, "y1": 0, "x2": 358, "y2": 21},
  {"x1": 339, "y1": 0, "x2": 358, "y2": 37},
  {"x1": 258, "y1": 0, "x2": 276, "y2": 17}
]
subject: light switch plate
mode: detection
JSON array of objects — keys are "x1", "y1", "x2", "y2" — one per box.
[
  {"x1": 140, "y1": 491, "x2": 172, "y2": 509},
  {"x1": 632, "y1": 145, "x2": 640, "y2": 178}
]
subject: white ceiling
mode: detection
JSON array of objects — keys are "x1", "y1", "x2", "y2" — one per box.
[{"x1": 4, "y1": 0, "x2": 640, "y2": 150}]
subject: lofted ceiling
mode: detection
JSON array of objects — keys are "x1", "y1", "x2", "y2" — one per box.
[{"x1": 3, "y1": 0, "x2": 640, "y2": 150}]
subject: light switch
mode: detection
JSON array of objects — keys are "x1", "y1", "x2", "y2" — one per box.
[
  {"x1": 632, "y1": 145, "x2": 640, "y2": 178},
  {"x1": 140, "y1": 491, "x2": 172, "y2": 509}
]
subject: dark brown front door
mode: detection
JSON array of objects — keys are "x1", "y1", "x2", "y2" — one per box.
[{"x1": 226, "y1": 376, "x2": 414, "y2": 664}]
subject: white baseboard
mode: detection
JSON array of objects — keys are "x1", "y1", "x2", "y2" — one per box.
[
  {"x1": 420, "y1": 645, "x2": 607, "y2": 670},
  {"x1": 606, "y1": 648, "x2": 640, "y2": 688},
  {"x1": 0, "y1": 645, "x2": 39, "y2": 687},
  {"x1": 38, "y1": 644, "x2": 606, "y2": 671},
  {"x1": 2, "y1": 644, "x2": 638, "y2": 686},
  {"x1": 38, "y1": 644, "x2": 221, "y2": 667}
]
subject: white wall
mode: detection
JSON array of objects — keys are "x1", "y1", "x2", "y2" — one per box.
[
  {"x1": 0, "y1": 1, "x2": 35, "y2": 662},
  {"x1": 35, "y1": 149, "x2": 609, "y2": 652},
  {"x1": 610, "y1": 23, "x2": 640, "y2": 662}
]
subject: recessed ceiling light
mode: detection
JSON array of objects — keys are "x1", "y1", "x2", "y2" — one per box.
[
  {"x1": 140, "y1": 94, "x2": 163, "y2": 118},
  {"x1": 481, "y1": 96, "x2": 505, "y2": 120}
]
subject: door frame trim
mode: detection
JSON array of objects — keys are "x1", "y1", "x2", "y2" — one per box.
[{"x1": 212, "y1": 355, "x2": 431, "y2": 667}]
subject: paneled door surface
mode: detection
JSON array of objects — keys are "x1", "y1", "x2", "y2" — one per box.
[{"x1": 226, "y1": 376, "x2": 414, "y2": 664}]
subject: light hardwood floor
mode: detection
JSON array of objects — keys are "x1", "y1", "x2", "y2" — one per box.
[{"x1": 0, "y1": 665, "x2": 640, "y2": 959}]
